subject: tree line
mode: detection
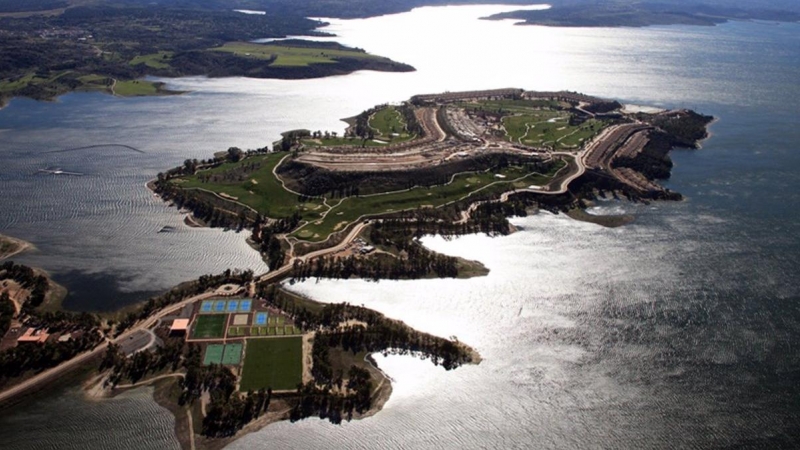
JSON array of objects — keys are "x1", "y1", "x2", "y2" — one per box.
[{"x1": 258, "y1": 285, "x2": 475, "y2": 369}]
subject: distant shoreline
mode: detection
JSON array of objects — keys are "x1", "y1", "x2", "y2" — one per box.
[{"x1": 484, "y1": 3, "x2": 800, "y2": 28}]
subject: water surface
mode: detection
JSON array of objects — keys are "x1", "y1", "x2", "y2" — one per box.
[{"x1": 0, "y1": 4, "x2": 798, "y2": 449}]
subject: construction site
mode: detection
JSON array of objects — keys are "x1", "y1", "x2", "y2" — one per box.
[{"x1": 291, "y1": 88, "x2": 700, "y2": 197}]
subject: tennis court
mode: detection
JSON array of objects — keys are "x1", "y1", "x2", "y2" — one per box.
[
  {"x1": 222, "y1": 343, "x2": 243, "y2": 365},
  {"x1": 214, "y1": 300, "x2": 226, "y2": 313},
  {"x1": 239, "y1": 299, "x2": 252, "y2": 312},
  {"x1": 203, "y1": 344, "x2": 224, "y2": 365},
  {"x1": 200, "y1": 300, "x2": 213, "y2": 313},
  {"x1": 255, "y1": 312, "x2": 268, "y2": 325},
  {"x1": 227, "y1": 300, "x2": 239, "y2": 312}
]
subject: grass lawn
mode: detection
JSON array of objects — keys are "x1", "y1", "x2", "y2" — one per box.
[
  {"x1": 1, "y1": 71, "x2": 80, "y2": 93},
  {"x1": 240, "y1": 337, "x2": 303, "y2": 391},
  {"x1": 503, "y1": 114, "x2": 606, "y2": 149},
  {"x1": 175, "y1": 152, "x2": 326, "y2": 220},
  {"x1": 293, "y1": 164, "x2": 561, "y2": 241},
  {"x1": 129, "y1": 52, "x2": 173, "y2": 69},
  {"x1": 502, "y1": 112, "x2": 566, "y2": 142},
  {"x1": 113, "y1": 80, "x2": 162, "y2": 96},
  {"x1": 192, "y1": 314, "x2": 227, "y2": 339},
  {"x1": 228, "y1": 326, "x2": 247, "y2": 337},
  {"x1": 210, "y1": 42, "x2": 381, "y2": 67},
  {"x1": 368, "y1": 107, "x2": 414, "y2": 143}
]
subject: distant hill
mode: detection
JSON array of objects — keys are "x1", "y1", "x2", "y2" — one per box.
[{"x1": 485, "y1": 0, "x2": 800, "y2": 28}]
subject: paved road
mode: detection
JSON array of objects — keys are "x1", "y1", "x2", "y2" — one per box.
[
  {"x1": 258, "y1": 221, "x2": 370, "y2": 283},
  {"x1": 118, "y1": 329, "x2": 153, "y2": 356}
]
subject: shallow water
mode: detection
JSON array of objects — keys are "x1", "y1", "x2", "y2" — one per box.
[{"x1": 0, "y1": 4, "x2": 798, "y2": 449}]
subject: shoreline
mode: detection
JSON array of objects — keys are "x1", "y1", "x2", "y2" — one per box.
[{"x1": 0, "y1": 233, "x2": 34, "y2": 260}]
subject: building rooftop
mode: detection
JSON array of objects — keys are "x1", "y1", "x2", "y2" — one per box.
[
  {"x1": 17, "y1": 328, "x2": 49, "y2": 344},
  {"x1": 170, "y1": 318, "x2": 190, "y2": 332}
]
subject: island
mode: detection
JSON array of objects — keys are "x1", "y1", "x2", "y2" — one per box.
[{"x1": 485, "y1": 0, "x2": 800, "y2": 28}]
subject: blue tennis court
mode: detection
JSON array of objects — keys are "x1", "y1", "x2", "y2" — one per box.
[
  {"x1": 200, "y1": 301, "x2": 213, "y2": 313},
  {"x1": 227, "y1": 300, "x2": 239, "y2": 312},
  {"x1": 214, "y1": 300, "x2": 226, "y2": 313},
  {"x1": 239, "y1": 299, "x2": 252, "y2": 312},
  {"x1": 255, "y1": 312, "x2": 268, "y2": 325}
]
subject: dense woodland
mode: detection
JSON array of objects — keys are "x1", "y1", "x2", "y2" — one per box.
[
  {"x1": 0, "y1": 261, "x2": 48, "y2": 310},
  {"x1": 614, "y1": 111, "x2": 713, "y2": 183},
  {"x1": 0, "y1": 293, "x2": 14, "y2": 337}
]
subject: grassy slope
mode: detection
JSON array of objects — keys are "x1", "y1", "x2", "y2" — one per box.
[
  {"x1": 129, "y1": 51, "x2": 174, "y2": 69},
  {"x1": 177, "y1": 152, "x2": 326, "y2": 221},
  {"x1": 113, "y1": 79, "x2": 162, "y2": 96},
  {"x1": 503, "y1": 114, "x2": 605, "y2": 149},
  {"x1": 294, "y1": 161, "x2": 567, "y2": 241},
  {"x1": 239, "y1": 337, "x2": 303, "y2": 391},
  {"x1": 174, "y1": 152, "x2": 567, "y2": 242},
  {"x1": 211, "y1": 42, "x2": 382, "y2": 67},
  {"x1": 369, "y1": 106, "x2": 413, "y2": 143},
  {"x1": 458, "y1": 98, "x2": 607, "y2": 150}
]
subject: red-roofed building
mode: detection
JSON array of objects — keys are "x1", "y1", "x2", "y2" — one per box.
[
  {"x1": 170, "y1": 319, "x2": 190, "y2": 336},
  {"x1": 17, "y1": 328, "x2": 49, "y2": 345}
]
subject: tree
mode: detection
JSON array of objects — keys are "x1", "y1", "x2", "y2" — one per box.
[{"x1": 227, "y1": 147, "x2": 244, "y2": 162}]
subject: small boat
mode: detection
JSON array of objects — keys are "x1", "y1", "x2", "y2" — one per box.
[{"x1": 37, "y1": 168, "x2": 84, "y2": 176}]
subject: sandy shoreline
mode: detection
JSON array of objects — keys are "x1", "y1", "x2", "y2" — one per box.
[{"x1": 0, "y1": 233, "x2": 34, "y2": 260}]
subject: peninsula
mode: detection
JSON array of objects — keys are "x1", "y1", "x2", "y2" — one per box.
[
  {"x1": 0, "y1": 234, "x2": 33, "y2": 260},
  {"x1": 0, "y1": 89, "x2": 712, "y2": 449},
  {"x1": 154, "y1": 88, "x2": 713, "y2": 256}
]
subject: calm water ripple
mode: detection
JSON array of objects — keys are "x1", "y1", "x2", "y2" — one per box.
[{"x1": 0, "y1": 4, "x2": 798, "y2": 449}]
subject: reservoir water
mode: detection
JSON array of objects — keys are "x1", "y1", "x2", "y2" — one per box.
[{"x1": 1, "y1": 4, "x2": 799, "y2": 448}]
